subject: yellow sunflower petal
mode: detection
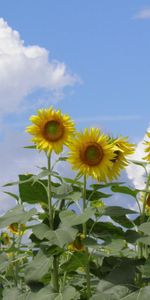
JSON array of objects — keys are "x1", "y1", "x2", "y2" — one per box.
[
  {"x1": 26, "y1": 107, "x2": 75, "y2": 154},
  {"x1": 68, "y1": 128, "x2": 116, "y2": 181}
]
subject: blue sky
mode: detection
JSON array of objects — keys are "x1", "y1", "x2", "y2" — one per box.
[
  {"x1": 1, "y1": 0, "x2": 150, "y2": 136},
  {"x1": 0, "y1": 1, "x2": 150, "y2": 190}
]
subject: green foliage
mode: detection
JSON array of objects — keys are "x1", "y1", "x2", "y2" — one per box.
[{"x1": 2, "y1": 159, "x2": 150, "y2": 299}]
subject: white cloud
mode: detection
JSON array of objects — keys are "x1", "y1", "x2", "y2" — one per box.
[
  {"x1": 0, "y1": 18, "x2": 78, "y2": 116},
  {"x1": 134, "y1": 8, "x2": 150, "y2": 20},
  {"x1": 126, "y1": 128, "x2": 150, "y2": 189}
]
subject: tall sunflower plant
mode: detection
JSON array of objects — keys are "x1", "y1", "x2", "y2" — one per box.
[{"x1": 2, "y1": 107, "x2": 150, "y2": 299}]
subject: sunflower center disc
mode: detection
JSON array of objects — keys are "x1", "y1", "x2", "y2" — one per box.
[
  {"x1": 44, "y1": 120, "x2": 64, "y2": 141},
  {"x1": 83, "y1": 144, "x2": 103, "y2": 166}
]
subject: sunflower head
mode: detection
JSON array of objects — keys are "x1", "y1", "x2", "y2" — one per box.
[
  {"x1": 26, "y1": 107, "x2": 75, "y2": 154},
  {"x1": 68, "y1": 128, "x2": 115, "y2": 181},
  {"x1": 107, "y1": 136, "x2": 135, "y2": 180},
  {"x1": 67, "y1": 234, "x2": 85, "y2": 252},
  {"x1": 8, "y1": 223, "x2": 26, "y2": 235},
  {"x1": 1, "y1": 232, "x2": 11, "y2": 245},
  {"x1": 143, "y1": 131, "x2": 150, "y2": 162}
]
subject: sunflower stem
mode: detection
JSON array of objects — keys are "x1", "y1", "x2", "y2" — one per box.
[
  {"x1": 47, "y1": 153, "x2": 59, "y2": 292},
  {"x1": 82, "y1": 175, "x2": 91, "y2": 299},
  {"x1": 138, "y1": 173, "x2": 150, "y2": 259},
  {"x1": 47, "y1": 153, "x2": 53, "y2": 229}
]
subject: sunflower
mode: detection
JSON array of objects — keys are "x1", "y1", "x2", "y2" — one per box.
[
  {"x1": 26, "y1": 107, "x2": 75, "y2": 154},
  {"x1": 143, "y1": 132, "x2": 150, "y2": 162},
  {"x1": 107, "y1": 136, "x2": 135, "y2": 180},
  {"x1": 8, "y1": 223, "x2": 26, "y2": 235},
  {"x1": 1, "y1": 232, "x2": 11, "y2": 245},
  {"x1": 68, "y1": 128, "x2": 115, "y2": 181},
  {"x1": 67, "y1": 234, "x2": 85, "y2": 252}
]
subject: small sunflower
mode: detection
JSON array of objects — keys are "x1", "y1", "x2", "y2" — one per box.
[
  {"x1": 68, "y1": 234, "x2": 85, "y2": 252},
  {"x1": 8, "y1": 223, "x2": 26, "y2": 235},
  {"x1": 1, "y1": 232, "x2": 11, "y2": 245},
  {"x1": 143, "y1": 132, "x2": 150, "y2": 162},
  {"x1": 68, "y1": 128, "x2": 115, "y2": 181},
  {"x1": 107, "y1": 136, "x2": 135, "y2": 180},
  {"x1": 26, "y1": 107, "x2": 75, "y2": 154}
]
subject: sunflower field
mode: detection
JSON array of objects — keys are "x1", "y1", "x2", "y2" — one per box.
[{"x1": 1, "y1": 107, "x2": 150, "y2": 300}]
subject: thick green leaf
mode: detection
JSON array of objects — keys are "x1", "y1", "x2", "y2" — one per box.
[
  {"x1": 25, "y1": 250, "x2": 51, "y2": 282},
  {"x1": 137, "y1": 236, "x2": 150, "y2": 245},
  {"x1": 86, "y1": 189, "x2": 112, "y2": 201},
  {"x1": 139, "y1": 222, "x2": 150, "y2": 235},
  {"x1": 103, "y1": 206, "x2": 138, "y2": 217},
  {"x1": 27, "y1": 285, "x2": 77, "y2": 300},
  {"x1": 87, "y1": 219, "x2": 124, "y2": 240},
  {"x1": 90, "y1": 182, "x2": 124, "y2": 190},
  {"x1": 0, "y1": 253, "x2": 9, "y2": 272},
  {"x1": 19, "y1": 174, "x2": 48, "y2": 204},
  {"x1": 138, "y1": 258, "x2": 150, "y2": 276},
  {"x1": 111, "y1": 185, "x2": 138, "y2": 198},
  {"x1": 0, "y1": 205, "x2": 36, "y2": 228},
  {"x1": 61, "y1": 252, "x2": 88, "y2": 272},
  {"x1": 3, "y1": 288, "x2": 28, "y2": 300},
  {"x1": 32, "y1": 223, "x2": 50, "y2": 240},
  {"x1": 124, "y1": 230, "x2": 141, "y2": 243},
  {"x1": 111, "y1": 215, "x2": 134, "y2": 228},
  {"x1": 3, "y1": 191, "x2": 19, "y2": 201},
  {"x1": 103, "y1": 239, "x2": 126, "y2": 255},
  {"x1": 44, "y1": 227, "x2": 77, "y2": 247},
  {"x1": 91, "y1": 259, "x2": 138, "y2": 299},
  {"x1": 60, "y1": 208, "x2": 95, "y2": 227}
]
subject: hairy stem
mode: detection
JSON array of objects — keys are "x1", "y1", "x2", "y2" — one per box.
[
  {"x1": 82, "y1": 175, "x2": 91, "y2": 299},
  {"x1": 47, "y1": 153, "x2": 59, "y2": 292}
]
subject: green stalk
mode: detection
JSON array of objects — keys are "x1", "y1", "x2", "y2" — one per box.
[
  {"x1": 141, "y1": 174, "x2": 150, "y2": 223},
  {"x1": 47, "y1": 153, "x2": 59, "y2": 292},
  {"x1": 138, "y1": 174, "x2": 150, "y2": 259},
  {"x1": 47, "y1": 153, "x2": 53, "y2": 229},
  {"x1": 82, "y1": 175, "x2": 91, "y2": 299}
]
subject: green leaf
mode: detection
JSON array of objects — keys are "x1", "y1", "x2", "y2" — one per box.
[
  {"x1": 0, "y1": 253, "x2": 9, "y2": 272},
  {"x1": 139, "y1": 222, "x2": 150, "y2": 235},
  {"x1": 86, "y1": 189, "x2": 112, "y2": 201},
  {"x1": 111, "y1": 215, "x2": 134, "y2": 228},
  {"x1": 90, "y1": 182, "x2": 124, "y2": 190},
  {"x1": 32, "y1": 223, "x2": 50, "y2": 240},
  {"x1": 87, "y1": 219, "x2": 124, "y2": 240},
  {"x1": 129, "y1": 159, "x2": 148, "y2": 167},
  {"x1": 60, "y1": 208, "x2": 95, "y2": 227},
  {"x1": 25, "y1": 250, "x2": 51, "y2": 282},
  {"x1": 3, "y1": 288, "x2": 28, "y2": 300},
  {"x1": 124, "y1": 230, "x2": 141, "y2": 243},
  {"x1": 0, "y1": 205, "x2": 36, "y2": 228},
  {"x1": 3, "y1": 191, "x2": 19, "y2": 201},
  {"x1": 136, "y1": 236, "x2": 150, "y2": 245},
  {"x1": 19, "y1": 174, "x2": 48, "y2": 204},
  {"x1": 103, "y1": 206, "x2": 138, "y2": 217},
  {"x1": 65, "y1": 191, "x2": 82, "y2": 202},
  {"x1": 61, "y1": 252, "x2": 88, "y2": 272},
  {"x1": 91, "y1": 260, "x2": 138, "y2": 299},
  {"x1": 44, "y1": 227, "x2": 77, "y2": 247},
  {"x1": 103, "y1": 239, "x2": 127, "y2": 255},
  {"x1": 138, "y1": 258, "x2": 150, "y2": 276},
  {"x1": 24, "y1": 145, "x2": 36, "y2": 149},
  {"x1": 53, "y1": 183, "x2": 73, "y2": 198},
  {"x1": 27, "y1": 285, "x2": 78, "y2": 300},
  {"x1": 111, "y1": 185, "x2": 138, "y2": 198}
]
